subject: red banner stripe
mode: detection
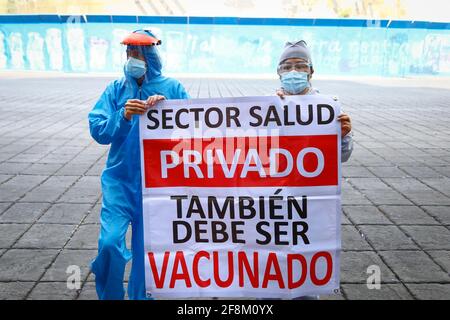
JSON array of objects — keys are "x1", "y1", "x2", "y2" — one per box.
[{"x1": 143, "y1": 135, "x2": 338, "y2": 188}]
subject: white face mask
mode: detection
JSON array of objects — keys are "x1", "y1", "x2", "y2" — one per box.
[{"x1": 125, "y1": 57, "x2": 147, "y2": 79}]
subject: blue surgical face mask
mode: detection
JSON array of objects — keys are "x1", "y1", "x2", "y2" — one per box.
[
  {"x1": 280, "y1": 71, "x2": 310, "y2": 94},
  {"x1": 125, "y1": 57, "x2": 147, "y2": 79}
]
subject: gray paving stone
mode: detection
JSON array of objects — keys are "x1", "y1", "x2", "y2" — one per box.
[
  {"x1": 318, "y1": 292, "x2": 346, "y2": 300},
  {"x1": 27, "y1": 282, "x2": 78, "y2": 300},
  {"x1": 72, "y1": 153, "x2": 104, "y2": 164},
  {"x1": 0, "y1": 282, "x2": 35, "y2": 300},
  {"x1": 0, "y1": 202, "x2": 12, "y2": 214},
  {"x1": 363, "y1": 190, "x2": 413, "y2": 205},
  {"x1": 0, "y1": 153, "x2": 16, "y2": 162},
  {"x1": 66, "y1": 225, "x2": 100, "y2": 249},
  {"x1": 421, "y1": 178, "x2": 450, "y2": 197},
  {"x1": 125, "y1": 253, "x2": 132, "y2": 280},
  {"x1": 421, "y1": 206, "x2": 450, "y2": 225},
  {"x1": 77, "y1": 281, "x2": 98, "y2": 300},
  {"x1": 432, "y1": 166, "x2": 450, "y2": 178},
  {"x1": 85, "y1": 164, "x2": 104, "y2": 176},
  {"x1": 401, "y1": 225, "x2": 450, "y2": 250},
  {"x1": 382, "y1": 142, "x2": 412, "y2": 149},
  {"x1": 342, "y1": 166, "x2": 375, "y2": 178},
  {"x1": 341, "y1": 181, "x2": 371, "y2": 205},
  {"x1": 340, "y1": 211, "x2": 351, "y2": 225},
  {"x1": 377, "y1": 155, "x2": 418, "y2": 166},
  {"x1": 8, "y1": 153, "x2": 44, "y2": 163},
  {"x1": 77, "y1": 146, "x2": 107, "y2": 157},
  {"x1": 34, "y1": 139, "x2": 67, "y2": 148},
  {"x1": 378, "y1": 251, "x2": 449, "y2": 283},
  {"x1": 38, "y1": 203, "x2": 91, "y2": 224},
  {"x1": 348, "y1": 178, "x2": 390, "y2": 191},
  {"x1": 406, "y1": 284, "x2": 450, "y2": 300},
  {"x1": 66, "y1": 139, "x2": 97, "y2": 148},
  {"x1": 340, "y1": 251, "x2": 398, "y2": 283},
  {"x1": 399, "y1": 166, "x2": 444, "y2": 178},
  {"x1": 358, "y1": 225, "x2": 418, "y2": 250},
  {"x1": 350, "y1": 154, "x2": 388, "y2": 166},
  {"x1": 58, "y1": 176, "x2": 101, "y2": 204},
  {"x1": 82, "y1": 203, "x2": 101, "y2": 224},
  {"x1": 367, "y1": 166, "x2": 407, "y2": 178},
  {"x1": 342, "y1": 284, "x2": 413, "y2": 300},
  {"x1": 55, "y1": 163, "x2": 92, "y2": 176},
  {"x1": 14, "y1": 224, "x2": 76, "y2": 249},
  {"x1": 379, "y1": 205, "x2": 440, "y2": 225},
  {"x1": 87, "y1": 272, "x2": 95, "y2": 282},
  {"x1": 421, "y1": 149, "x2": 450, "y2": 157},
  {"x1": 37, "y1": 153, "x2": 75, "y2": 164},
  {"x1": 0, "y1": 137, "x2": 16, "y2": 145},
  {"x1": 42, "y1": 249, "x2": 96, "y2": 282},
  {"x1": 0, "y1": 224, "x2": 30, "y2": 248},
  {"x1": 0, "y1": 175, "x2": 48, "y2": 201},
  {"x1": 0, "y1": 175, "x2": 13, "y2": 184},
  {"x1": 383, "y1": 178, "x2": 450, "y2": 205},
  {"x1": 0, "y1": 163, "x2": 30, "y2": 174},
  {"x1": 20, "y1": 175, "x2": 79, "y2": 203},
  {"x1": 0, "y1": 249, "x2": 59, "y2": 281},
  {"x1": 0, "y1": 202, "x2": 50, "y2": 223},
  {"x1": 52, "y1": 146, "x2": 85, "y2": 155},
  {"x1": 361, "y1": 142, "x2": 389, "y2": 149},
  {"x1": 342, "y1": 225, "x2": 372, "y2": 251},
  {"x1": 20, "y1": 163, "x2": 64, "y2": 175},
  {"x1": 427, "y1": 251, "x2": 450, "y2": 274},
  {"x1": 341, "y1": 191, "x2": 372, "y2": 205},
  {"x1": 401, "y1": 192, "x2": 450, "y2": 206},
  {"x1": 344, "y1": 206, "x2": 392, "y2": 225},
  {"x1": 23, "y1": 145, "x2": 59, "y2": 155},
  {"x1": 0, "y1": 144, "x2": 34, "y2": 154}
]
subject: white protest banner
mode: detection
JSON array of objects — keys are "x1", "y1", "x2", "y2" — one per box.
[{"x1": 139, "y1": 94, "x2": 342, "y2": 299}]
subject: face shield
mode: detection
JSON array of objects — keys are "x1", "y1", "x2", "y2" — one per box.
[
  {"x1": 277, "y1": 40, "x2": 315, "y2": 78},
  {"x1": 277, "y1": 60, "x2": 312, "y2": 76},
  {"x1": 121, "y1": 30, "x2": 163, "y2": 82}
]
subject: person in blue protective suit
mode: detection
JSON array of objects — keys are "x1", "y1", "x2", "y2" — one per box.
[{"x1": 88, "y1": 29, "x2": 189, "y2": 300}]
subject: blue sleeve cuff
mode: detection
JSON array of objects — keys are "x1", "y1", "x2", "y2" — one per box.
[
  {"x1": 116, "y1": 107, "x2": 132, "y2": 135},
  {"x1": 341, "y1": 131, "x2": 354, "y2": 162},
  {"x1": 119, "y1": 107, "x2": 131, "y2": 123}
]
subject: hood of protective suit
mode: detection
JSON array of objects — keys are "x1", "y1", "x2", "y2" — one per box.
[{"x1": 122, "y1": 29, "x2": 163, "y2": 86}]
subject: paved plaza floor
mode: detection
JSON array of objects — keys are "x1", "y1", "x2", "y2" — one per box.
[{"x1": 0, "y1": 74, "x2": 449, "y2": 300}]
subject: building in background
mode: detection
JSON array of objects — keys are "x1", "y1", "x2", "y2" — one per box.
[{"x1": 0, "y1": 0, "x2": 448, "y2": 21}]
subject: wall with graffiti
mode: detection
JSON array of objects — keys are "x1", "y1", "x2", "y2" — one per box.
[{"x1": 0, "y1": 15, "x2": 449, "y2": 76}]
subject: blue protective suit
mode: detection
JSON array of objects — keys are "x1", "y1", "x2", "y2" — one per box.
[{"x1": 88, "y1": 39, "x2": 189, "y2": 300}]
